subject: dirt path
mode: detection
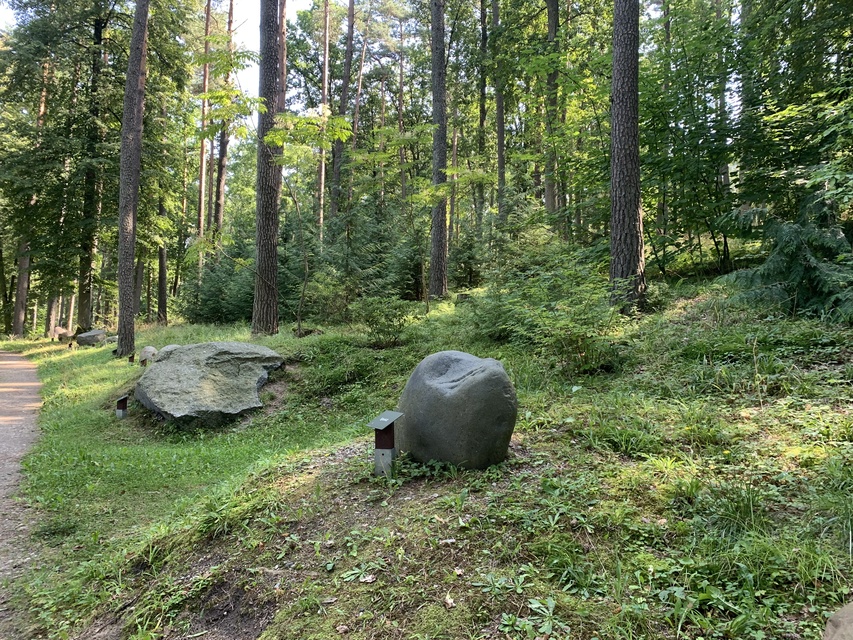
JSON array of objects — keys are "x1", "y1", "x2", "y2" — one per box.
[{"x1": 0, "y1": 349, "x2": 42, "y2": 639}]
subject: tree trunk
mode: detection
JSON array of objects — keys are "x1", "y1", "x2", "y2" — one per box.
[
  {"x1": 0, "y1": 236, "x2": 10, "y2": 334},
  {"x1": 277, "y1": 0, "x2": 288, "y2": 111},
  {"x1": 317, "y1": 0, "x2": 330, "y2": 244},
  {"x1": 398, "y1": 19, "x2": 407, "y2": 203},
  {"x1": 117, "y1": 0, "x2": 151, "y2": 357},
  {"x1": 133, "y1": 254, "x2": 145, "y2": 316},
  {"x1": 350, "y1": 10, "x2": 372, "y2": 149},
  {"x1": 609, "y1": 0, "x2": 645, "y2": 307},
  {"x1": 44, "y1": 295, "x2": 58, "y2": 338},
  {"x1": 544, "y1": 0, "x2": 559, "y2": 216},
  {"x1": 329, "y1": 0, "x2": 356, "y2": 222},
  {"x1": 214, "y1": 107, "x2": 230, "y2": 238},
  {"x1": 449, "y1": 121, "x2": 458, "y2": 248},
  {"x1": 492, "y1": 0, "x2": 506, "y2": 225},
  {"x1": 197, "y1": 0, "x2": 213, "y2": 258},
  {"x1": 475, "y1": 0, "x2": 487, "y2": 237},
  {"x1": 428, "y1": 0, "x2": 448, "y2": 297},
  {"x1": 78, "y1": 15, "x2": 106, "y2": 332},
  {"x1": 65, "y1": 292, "x2": 76, "y2": 333},
  {"x1": 253, "y1": 0, "x2": 282, "y2": 336},
  {"x1": 12, "y1": 240, "x2": 30, "y2": 338},
  {"x1": 145, "y1": 261, "x2": 152, "y2": 323},
  {"x1": 158, "y1": 197, "x2": 168, "y2": 325}
]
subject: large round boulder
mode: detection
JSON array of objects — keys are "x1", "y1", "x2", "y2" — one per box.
[
  {"x1": 134, "y1": 342, "x2": 283, "y2": 423},
  {"x1": 825, "y1": 602, "x2": 853, "y2": 640},
  {"x1": 396, "y1": 351, "x2": 517, "y2": 469}
]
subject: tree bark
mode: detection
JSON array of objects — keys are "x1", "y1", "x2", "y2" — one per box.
[
  {"x1": 398, "y1": 19, "x2": 407, "y2": 203},
  {"x1": 12, "y1": 240, "x2": 30, "y2": 338},
  {"x1": 78, "y1": 15, "x2": 107, "y2": 332},
  {"x1": 213, "y1": 0, "x2": 236, "y2": 240},
  {"x1": 350, "y1": 10, "x2": 372, "y2": 150},
  {"x1": 317, "y1": 0, "x2": 330, "y2": 245},
  {"x1": 65, "y1": 292, "x2": 76, "y2": 333},
  {"x1": 277, "y1": 0, "x2": 288, "y2": 111},
  {"x1": 428, "y1": 0, "x2": 448, "y2": 297},
  {"x1": 44, "y1": 295, "x2": 58, "y2": 338},
  {"x1": 253, "y1": 0, "x2": 282, "y2": 336},
  {"x1": 158, "y1": 204, "x2": 168, "y2": 325},
  {"x1": 475, "y1": 0, "x2": 487, "y2": 236},
  {"x1": 492, "y1": 0, "x2": 506, "y2": 225},
  {"x1": 609, "y1": 0, "x2": 645, "y2": 307},
  {"x1": 0, "y1": 240, "x2": 10, "y2": 334},
  {"x1": 133, "y1": 254, "x2": 145, "y2": 316},
  {"x1": 329, "y1": 0, "x2": 356, "y2": 222},
  {"x1": 544, "y1": 0, "x2": 559, "y2": 216},
  {"x1": 197, "y1": 0, "x2": 213, "y2": 258},
  {"x1": 117, "y1": 0, "x2": 151, "y2": 357}
]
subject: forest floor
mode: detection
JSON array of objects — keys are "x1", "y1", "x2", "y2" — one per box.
[
  {"x1": 0, "y1": 349, "x2": 42, "y2": 640},
  {"x1": 1, "y1": 284, "x2": 853, "y2": 639}
]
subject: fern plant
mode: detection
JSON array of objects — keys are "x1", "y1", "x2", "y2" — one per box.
[{"x1": 727, "y1": 207, "x2": 853, "y2": 321}]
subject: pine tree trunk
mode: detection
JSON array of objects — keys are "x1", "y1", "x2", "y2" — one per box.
[
  {"x1": 476, "y1": 0, "x2": 487, "y2": 237},
  {"x1": 158, "y1": 208, "x2": 168, "y2": 326},
  {"x1": 212, "y1": 0, "x2": 234, "y2": 242},
  {"x1": 44, "y1": 295, "x2": 58, "y2": 338},
  {"x1": 12, "y1": 240, "x2": 30, "y2": 338},
  {"x1": 133, "y1": 254, "x2": 144, "y2": 316},
  {"x1": 253, "y1": 0, "x2": 282, "y2": 336},
  {"x1": 398, "y1": 19, "x2": 407, "y2": 203},
  {"x1": 65, "y1": 292, "x2": 76, "y2": 333},
  {"x1": 609, "y1": 0, "x2": 645, "y2": 307},
  {"x1": 350, "y1": 12, "x2": 371, "y2": 149},
  {"x1": 0, "y1": 234, "x2": 9, "y2": 334},
  {"x1": 329, "y1": 0, "x2": 356, "y2": 222},
  {"x1": 428, "y1": 0, "x2": 448, "y2": 298},
  {"x1": 117, "y1": 0, "x2": 151, "y2": 357},
  {"x1": 544, "y1": 0, "x2": 559, "y2": 216},
  {"x1": 197, "y1": 0, "x2": 213, "y2": 260},
  {"x1": 277, "y1": 0, "x2": 288, "y2": 111},
  {"x1": 78, "y1": 15, "x2": 106, "y2": 332},
  {"x1": 492, "y1": 0, "x2": 506, "y2": 225},
  {"x1": 317, "y1": 0, "x2": 330, "y2": 244}
]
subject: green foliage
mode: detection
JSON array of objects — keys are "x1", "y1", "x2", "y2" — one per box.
[
  {"x1": 349, "y1": 296, "x2": 421, "y2": 347},
  {"x1": 180, "y1": 241, "x2": 256, "y2": 324},
  {"x1": 471, "y1": 243, "x2": 625, "y2": 375},
  {"x1": 726, "y1": 212, "x2": 853, "y2": 320}
]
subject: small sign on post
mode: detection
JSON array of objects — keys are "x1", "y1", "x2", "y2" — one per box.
[
  {"x1": 116, "y1": 395, "x2": 129, "y2": 419},
  {"x1": 367, "y1": 410, "x2": 403, "y2": 477}
]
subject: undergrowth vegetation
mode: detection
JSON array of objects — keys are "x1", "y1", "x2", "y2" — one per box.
[{"x1": 2, "y1": 248, "x2": 852, "y2": 639}]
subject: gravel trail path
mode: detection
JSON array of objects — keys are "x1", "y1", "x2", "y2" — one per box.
[{"x1": 0, "y1": 349, "x2": 42, "y2": 639}]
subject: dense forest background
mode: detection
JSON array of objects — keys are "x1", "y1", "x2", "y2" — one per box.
[{"x1": 0, "y1": 0, "x2": 852, "y2": 337}]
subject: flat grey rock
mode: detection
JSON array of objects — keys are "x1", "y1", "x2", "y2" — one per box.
[
  {"x1": 77, "y1": 329, "x2": 106, "y2": 346},
  {"x1": 825, "y1": 602, "x2": 853, "y2": 640},
  {"x1": 134, "y1": 342, "x2": 283, "y2": 423},
  {"x1": 396, "y1": 350, "x2": 517, "y2": 469}
]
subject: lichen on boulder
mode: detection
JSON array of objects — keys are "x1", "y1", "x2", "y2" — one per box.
[{"x1": 134, "y1": 342, "x2": 283, "y2": 424}]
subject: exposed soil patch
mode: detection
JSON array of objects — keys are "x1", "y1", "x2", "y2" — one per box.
[{"x1": 0, "y1": 349, "x2": 43, "y2": 639}]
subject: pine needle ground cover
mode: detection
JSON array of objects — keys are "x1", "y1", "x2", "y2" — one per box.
[{"x1": 2, "y1": 287, "x2": 852, "y2": 640}]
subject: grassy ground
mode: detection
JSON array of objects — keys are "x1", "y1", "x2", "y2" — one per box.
[{"x1": 2, "y1": 285, "x2": 852, "y2": 639}]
